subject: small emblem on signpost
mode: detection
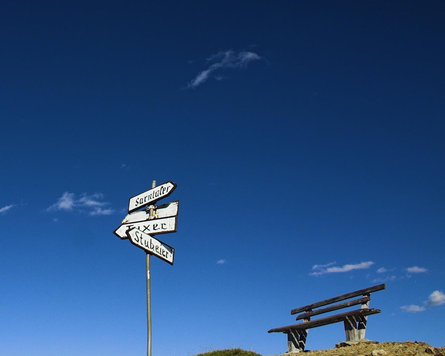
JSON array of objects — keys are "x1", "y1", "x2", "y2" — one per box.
[{"x1": 122, "y1": 201, "x2": 179, "y2": 224}]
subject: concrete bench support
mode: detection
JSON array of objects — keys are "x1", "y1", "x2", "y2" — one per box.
[
  {"x1": 287, "y1": 329, "x2": 307, "y2": 353},
  {"x1": 344, "y1": 314, "x2": 367, "y2": 342}
]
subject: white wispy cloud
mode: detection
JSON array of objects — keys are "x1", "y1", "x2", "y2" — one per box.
[
  {"x1": 400, "y1": 304, "x2": 426, "y2": 313},
  {"x1": 377, "y1": 267, "x2": 387, "y2": 273},
  {"x1": 48, "y1": 192, "x2": 114, "y2": 216},
  {"x1": 401, "y1": 290, "x2": 445, "y2": 313},
  {"x1": 426, "y1": 290, "x2": 445, "y2": 306},
  {"x1": 78, "y1": 193, "x2": 107, "y2": 207},
  {"x1": 90, "y1": 207, "x2": 114, "y2": 216},
  {"x1": 406, "y1": 266, "x2": 428, "y2": 273},
  {"x1": 372, "y1": 275, "x2": 396, "y2": 283},
  {"x1": 187, "y1": 50, "x2": 261, "y2": 88},
  {"x1": 48, "y1": 192, "x2": 75, "y2": 211},
  {"x1": 0, "y1": 204, "x2": 14, "y2": 214},
  {"x1": 216, "y1": 259, "x2": 226, "y2": 265},
  {"x1": 310, "y1": 261, "x2": 374, "y2": 276},
  {"x1": 312, "y1": 262, "x2": 336, "y2": 270}
]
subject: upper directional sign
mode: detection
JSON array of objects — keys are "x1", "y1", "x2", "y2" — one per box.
[
  {"x1": 127, "y1": 228, "x2": 175, "y2": 265},
  {"x1": 128, "y1": 181, "x2": 177, "y2": 213}
]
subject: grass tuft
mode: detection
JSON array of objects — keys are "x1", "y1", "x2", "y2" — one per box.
[{"x1": 196, "y1": 348, "x2": 262, "y2": 356}]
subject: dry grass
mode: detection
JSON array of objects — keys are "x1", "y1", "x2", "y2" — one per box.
[
  {"x1": 281, "y1": 341, "x2": 445, "y2": 356},
  {"x1": 195, "y1": 342, "x2": 445, "y2": 356},
  {"x1": 196, "y1": 348, "x2": 262, "y2": 356}
]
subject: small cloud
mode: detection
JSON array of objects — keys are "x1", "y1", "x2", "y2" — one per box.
[
  {"x1": 216, "y1": 259, "x2": 226, "y2": 265},
  {"x1": 426, "y1": 290, "x2": 445, "y2": 306},
  {"x1": 312, "y1": 262, "x2": 336, "y2": 270},
  {"x1": 78, "y1": 193, "x2": 106, "y2": 207},
  {"x1": 372, "y1": 275, "x2": 396, "y2": 283},
  {"x1": 48, "y1": 192, "x2": 114, "y2": 216},
  {"x1": 238, "y1": 51, "x2": 261, "y2": 66},
  {"x1": 401, "y1": 290, "x2": 445, "y2": 313},
  {"x1": 47, "y1": 192, "x2": 75, "y2": 211},
  {"x1": 401, "y1": 304, "x2": 426, "y2": 313},
  {"x1": 187, "y1": 49, "x2": 261, "y2": 89},
  {"x1": 190, "y1": 69, "x2": 212, "y2": 88},
  {"x1": 406, "y1": 266, "x2": 428, "y2": 273},
  {"x1": 0, "y1": 204, "x2": 14, "y2": 214},
  {"x1": 377, "y1": 267, "x2": 387, "y2": 273},
  {"x1": 89, "y1": 207, "x2": 114, "y2": 216},
  {"x1": 310, "y1": 261, "x2": 374, "y2": 276}
]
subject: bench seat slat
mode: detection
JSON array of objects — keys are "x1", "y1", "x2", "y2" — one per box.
[
  {"x1": 268, "y1": 308, "x2": 381, "y2": 333},
  {"x1": 296, "y1": 296, "x2": 370, "y2": 320},
  {"x1": 290, "y1": 284, "x2": 385, "y2": 315}
]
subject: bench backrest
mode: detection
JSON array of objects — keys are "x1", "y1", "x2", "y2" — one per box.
[{"x1": 290, "y1": 284, "x2": 385, "y2": 320}]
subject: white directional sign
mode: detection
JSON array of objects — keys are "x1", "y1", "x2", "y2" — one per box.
[
  {"x1": 128, "y1": 181, "x2": 177, "y2": 213},
  {"x1": 121, "y1": 201, "x2": 179, "y2": 224},
  {"x1": 127, "y1": 228, "x2": 175, "y2": 265},
  {"x1": 114, "y1": 216, "x2": 177, "y2": 239}
]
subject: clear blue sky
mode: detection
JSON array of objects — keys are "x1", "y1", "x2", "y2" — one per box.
[{"x1": 1, "y1": 1, "x2": 444, "y2": 355}]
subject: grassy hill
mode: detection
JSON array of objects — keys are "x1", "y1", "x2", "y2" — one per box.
[
  {"x1": 196, "y1": 349, "x2": 261, "y2": 356},
  {"x1": 196, "y1": 342, "x2": 445, "y2": 356}
]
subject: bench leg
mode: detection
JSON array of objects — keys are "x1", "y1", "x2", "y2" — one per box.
[
  {"x1": 287, "y1": 329, "x2": 307, "y2": 353},
  {"x1": 344, "y1": 315, "x2": 367, "y2": 342},
  {"x1": 359, "y1": 295, "x2": 370, "y2": 340},
  {"x1": 358, "y1": 314, "x2": 368, "y2": 340}
]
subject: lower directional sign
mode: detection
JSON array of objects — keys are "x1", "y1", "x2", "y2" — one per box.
[
  {"x1": 127, "y1": 228, "x2": 175, "y2": 265},
  {"x1": 114, "y1": 216, "x2": 177, "y2": 239}
]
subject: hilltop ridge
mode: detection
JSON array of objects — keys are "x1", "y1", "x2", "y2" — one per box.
[{"x1": 196, "y1": 341, "x2": 445, "y2": 356}]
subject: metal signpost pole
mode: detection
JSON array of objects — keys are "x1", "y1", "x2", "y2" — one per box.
[
  {"x1": 146, "y1": 180, "x2": 155, "y2": 356},
  {"x1": 146, "y1": 252, "x2": 152, "y2": 356}
]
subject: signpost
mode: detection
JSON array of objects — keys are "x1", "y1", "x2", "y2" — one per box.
[{"x1": 115, "y1": 180, "x2": 179, "y2": 356}]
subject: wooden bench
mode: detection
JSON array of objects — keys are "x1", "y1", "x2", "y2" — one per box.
[{"x1": 268, "y1": 284, "x2": 386, "y2": 353}]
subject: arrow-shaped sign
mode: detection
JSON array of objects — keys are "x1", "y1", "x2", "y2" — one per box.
[
  {"x1": 121, "y1": 201, "x2": 179, "y2": 224},
  {"x1": 114, "y1": 216, "x2": 177, "y2": 239},
  {"x1": 127, "y1": 228, "x2": 175, "y2": 265},
  {"x1": 128, "y1": 181, "x2": 177, "y2": 213}
]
